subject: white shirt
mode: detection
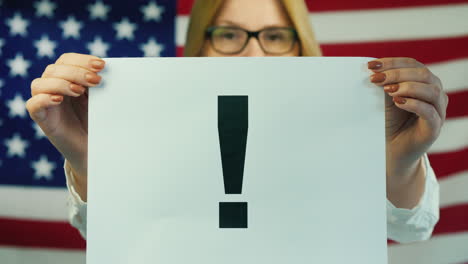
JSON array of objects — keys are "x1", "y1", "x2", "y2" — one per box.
[{"x1": 64, "y1": 154, "x2": 440, "y2": 244}]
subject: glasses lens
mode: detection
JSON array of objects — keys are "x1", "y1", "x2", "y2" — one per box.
[
  {"x1": 260, "y1": 28, "x2": 296, "y2": 54},
  {"x1": 211, "y1": 27, "x2": 247, "y2": 54}
]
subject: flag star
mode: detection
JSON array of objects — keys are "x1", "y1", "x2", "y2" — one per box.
[
  {"x1": 34, "y1": 0, "x2": 56, "y2": 18},
  {"x1": 113, "y1": 18, "x2": 136, "y2": 40},
  {"x1": 7, "y1": 53, "x2": 31, "y2": 78},
  {"x1": 34, "y1": 36, "x2": 57, "y2": 59},
  {"x1": 4, "y1": 133, "x2": 29, "y2": 158},
  {"x1": 0, "y1": 38, "x2": 4, "y2": 55},
  {"x1": 34, "y1": 35, "x2": 56, "y2": 58},
  {"x1": 140, "y1": 1, "x2": 164, "y2": 22},
  {"x1": 5, "y1": 12, "x2": 29, "y2": 37},
  {"x1": 140, "y1": 37, "x2": 164, "y2": 57},
  {"x1": 31, "y1": 155, "x2": 56, "y2": 181},
  {"x1": 6, "y1": 93, "x2": 27, "y2": 118},
  {"x1": 87, "y1": 36, "x2": 110, "y2": 57},
  {"x1": 59, "y1": 16, "x2": 83, "y2": 39},
  {"x1": 33, "y1": 122, "x2": 46, "y2": 139},
  {"x1": 88, "y1": 1, "x2": 111, "y2": 20}
]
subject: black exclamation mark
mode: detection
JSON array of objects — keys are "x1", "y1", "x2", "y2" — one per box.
[{"x1": 218, "y1": 95, "x2": 248, "y2": 229}]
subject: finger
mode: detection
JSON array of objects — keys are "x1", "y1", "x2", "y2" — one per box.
[
  {"x1": 392, "y1": 96, "x2": 442, "y2": 139},
  {"x1": 26, "y1": 94, "x2": 64, "y2": 122},
  {"x1": 370, "y1": 67, "x2": 436, "y2": 86},
  {"x1": 384, "y1": 82, "x2": 446, "y2": 120},
  {"x1": 55, "y1": 52, "x2": 105, "y2": 73},
  {"x1": 368, "y1": 57, "x2": 425, "y2": 72},
  {"x1": 42, "y1": 64, "x2": 102, "y2": 87},
  {"x1": 31, "y1": 77, "x2": 87, "y2": 97}
]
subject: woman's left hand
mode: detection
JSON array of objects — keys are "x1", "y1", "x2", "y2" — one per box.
[{"x1": 367, "y1": 57, "x2": 449, "y2": 182}]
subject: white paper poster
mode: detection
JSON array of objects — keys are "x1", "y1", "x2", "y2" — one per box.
[{"x1": 88, "y1": 57, "x2": 387, "y2": 263}]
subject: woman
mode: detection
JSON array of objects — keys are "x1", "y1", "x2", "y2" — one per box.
[{"x1": 26, "y1": 0, "x2": 447, "y2": 243}]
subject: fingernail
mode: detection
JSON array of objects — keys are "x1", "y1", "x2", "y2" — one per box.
[
  {"x1": 90, "y1": 59, "x2": 105, "y2": 69},
  {"x1": 85, "y1": 72, "x2": 101, "y2": 84},
  {"x1": 368, "y1": 60, "x2": 383, "y2": 70},
  {"x1": 70, "y1": 84, "x2": 85, "y2": 94},
  {"x1": 371, "y1": 73, "x2": 386, "y2": 83},
  {"x1": 393, "y1": 97, "x2": 407, "y2": 104},
  {"x1": 384, "y1": 84, "x2": 399, "y2": 93},
  {"x1": 51, "y1": 95, "x2": 63, "y2": 103}
]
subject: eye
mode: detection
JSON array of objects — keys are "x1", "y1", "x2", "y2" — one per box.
[
  {"x1": 268, "y1": 34, "x2": 282, "y2": 40},
  {"x1": 264, "y1": 32, "x2": 287, "y2": 42},
  {"x1": 263, "y1": 30, "x2": 288, "y2": 42},
  {"x1": 221, "y1": 32, "x2": 237, "y2": 40},
  {"x1": 214, "y1": 28, "x2": 242, "y2": 41}
]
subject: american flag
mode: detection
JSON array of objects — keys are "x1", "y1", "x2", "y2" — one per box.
[{"x1": 0, "y1": 0, "x2": 467, "y2": 263}]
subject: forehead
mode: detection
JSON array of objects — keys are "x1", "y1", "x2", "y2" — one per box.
[{"x1": 213, "y1": 0, "x2": 293, "y2": 30}]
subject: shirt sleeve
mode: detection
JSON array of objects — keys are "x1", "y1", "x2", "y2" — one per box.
[
  {"x1": 386, "y1": 153, "x2": 440, "y2": 244},
  {"x1": 64, "y1": 160, "x2": 88, "y2": 240}
]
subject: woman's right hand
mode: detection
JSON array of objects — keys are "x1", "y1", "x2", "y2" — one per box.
[{"x1": 26, "y1": 53, "x2": 105, "y2": 188}]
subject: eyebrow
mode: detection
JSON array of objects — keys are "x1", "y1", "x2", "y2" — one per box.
[
  {"x1": 215, "y1": 20, "x2": 291, "y2": 29},
  {"x1": 216, "y1": 20, "x2": 246, "y2": 28}
]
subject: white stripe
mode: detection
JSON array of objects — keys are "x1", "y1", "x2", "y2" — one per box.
[
  {"x1": 388, "y1": 231, "x2": 468, "y2": 264},
  {"x1": 428, "y1": 58, "x2": 468, "y2": 93},
  {"x1": 0, "y1": 185, "x2": 69, "y2": 221},
  {"x1": 176, "y1": 16, "x2": 189, "y2": 47},
  {"x1": 310, "y1": 4, "x2": 468, "y2": 43},
  {"x1": 439, "y1": 171, "x2": 468, "y2": 208},
  {"x1": 176, "y1": 4, "x2": 468, "y2": 45},
  {"x1": 0, "y1": 246, "x2": 85, "y2": 264},
  {"x1": 429, "y1": 117, "x2": 468, "y2": 154}
]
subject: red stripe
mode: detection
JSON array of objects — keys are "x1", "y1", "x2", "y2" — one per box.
[
  {"x1": 433, "y1": 203, "x2": 468, "y2": 236},
  {"x1": 178, "y1": 35, "x2": 468, "y2": 65},
  {"x1": 447, "y1": 90, "x2": 468, "y2": 119},
  {"x1": 0, "y1": 217, "x2": 86, "y2": 250},
  {"x1": 177, "y1": 0, "x2": 468, "y2": 15},
  {"x1": 429, "y1": 147, "x2": 468, "y2": 179},
  {"x1": 176, "y1": 0, "x2": 192, "y2": 15},
  {"x1": 321, "y1": 35, "x2": 468, "y2": 65},
  {"x1": 177, "y1": 47, "x2": 184, "y2": 57}
]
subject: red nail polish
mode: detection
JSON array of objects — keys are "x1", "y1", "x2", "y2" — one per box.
[
  {"x1": 384, "y1": 84, "x2": 399, "y2": 93},
  {"x1": 51, "y1": 95, "x2": 63, "y2": 103},
  {"x1": 371, "y1": 73, "x2": 386, "y2": 83},
  {"x1": 70, "y1": 84, "x2": 85, "y2": 94},
  {"x1": 90, "y1": 59, "x2": 105, "y2": 69},
  {"x1": 368, "y1": 60, "x2": 383, "y2": 70},
  {"x1": 393, "y1": 97, "x2": 406, "y2": 104},
  {"x1": 85, "y1": 72, "x2": 101, "y2": 84}
]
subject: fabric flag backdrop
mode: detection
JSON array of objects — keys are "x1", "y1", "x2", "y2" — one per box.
[{"x1": 0, "y1": 0, "x2": 467, "y2": 263}]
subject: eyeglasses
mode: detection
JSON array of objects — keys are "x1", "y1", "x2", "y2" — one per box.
[{"x1": 205, "y1": 26, "x2": 298, "y2": 55}]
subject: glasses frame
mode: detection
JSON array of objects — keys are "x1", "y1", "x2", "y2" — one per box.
[{"x1": 205, "y1": 26, "x2": 298, "y2": 55}]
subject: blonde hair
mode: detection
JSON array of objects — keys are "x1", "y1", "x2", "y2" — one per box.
[{"x1": 183, "y1": 0, "x2": 323, "y2": 57}]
